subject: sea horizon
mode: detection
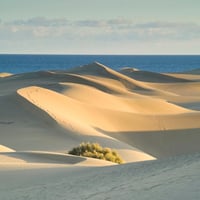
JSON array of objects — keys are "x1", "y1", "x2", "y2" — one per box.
[
  {"x1": 0, "y1": 54, "x2": 200, "y2": 74},
  {"x1": 0, "y1": 53, "x2": 200, "y2": 55}
]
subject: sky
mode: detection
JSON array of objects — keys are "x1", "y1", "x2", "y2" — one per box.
[{"x1": 0, "y1": 0, "x2": 200, "y2": 54}]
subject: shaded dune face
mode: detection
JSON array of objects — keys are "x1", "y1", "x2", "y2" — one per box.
[
  {"x1": 119, "y1": 68, "x2": 190, "y2": 83},
  {"x1": 0, "y1": 62, "x2": 200, "y2": 165}
]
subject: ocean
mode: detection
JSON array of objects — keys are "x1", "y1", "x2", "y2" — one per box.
[{"x1": 0, "y1": 54, "x2": 200, "y2": 74}]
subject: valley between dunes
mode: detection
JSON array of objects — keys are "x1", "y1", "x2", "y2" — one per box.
[{"x1": 0, "y1": 62, "x2": 200, "y2": 199}]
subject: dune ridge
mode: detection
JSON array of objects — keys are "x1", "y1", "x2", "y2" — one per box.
[
  {"x1": 120, "y1": 67, "x2": 190, "y2": 83},
  {"x1": 0, "y1": 73, "x2": 13, "y2": 78}
]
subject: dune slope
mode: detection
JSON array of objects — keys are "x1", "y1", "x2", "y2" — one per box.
[{"x1": 0, "y1": 153, "x2": 200, "y2": 200}]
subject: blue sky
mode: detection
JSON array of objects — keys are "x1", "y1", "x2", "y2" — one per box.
[{"x1": 0, "y1": 0, "x2": 200, "y2": 54}]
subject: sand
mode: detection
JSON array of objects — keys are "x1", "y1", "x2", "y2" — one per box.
[
  {"x1": 0, "y1": 73, "x2": 12, "y2": 78},
  {"x1": 0, "y1": 62, "x2": 200, "y2": 199}
]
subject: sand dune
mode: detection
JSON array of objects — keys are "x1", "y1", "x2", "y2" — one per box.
[
  {"x1": 0, "y1": 73, "x2": 12, "y2": 78},
  {"x1": 67, "y1": 62, "x2": 156, "y2": 92},
  {"x1": 1, "y1": 62, "x2": 200, "y2": 199},
  {"x1": 120, "y1": 67, "x2": 189, "y2": 83},
  {"x1": 0, "y1": 153, "x2": 199, "y2": 200},
  {"x1": 184, "y1": 67, "x2": 200, "y2": 74},
  {"x1": 0, "y1": 145, "x2": 15, "y2": 152},
  {"x1": 0, "y1": 151, "x2": 116, "y2": 166}
]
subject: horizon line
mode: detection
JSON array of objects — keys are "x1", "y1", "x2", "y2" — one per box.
[{"x1": 0, "y1": 53, "x2": 200, "y2": 56}]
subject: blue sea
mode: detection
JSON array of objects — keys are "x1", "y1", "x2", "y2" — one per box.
[{"x1": 0, "y1": 54, "x2": 200, "y2": 74}]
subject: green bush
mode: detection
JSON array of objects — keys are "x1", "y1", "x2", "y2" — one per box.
[{"x1": 68, "y1": 142, "x2": 124, "y2": 164}]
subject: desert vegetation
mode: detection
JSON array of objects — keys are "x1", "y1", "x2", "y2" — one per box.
[{"x1": 68, "y1": 142, "x2": 124, "y2": 164}]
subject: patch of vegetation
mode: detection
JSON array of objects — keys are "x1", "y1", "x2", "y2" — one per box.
[{"x1": 68, "y1": 142, "x2": 124, "y2": 164}]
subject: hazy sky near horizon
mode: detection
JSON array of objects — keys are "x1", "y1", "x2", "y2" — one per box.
[{"x1": 0, "y1": 0, "x2": 200, "y2": 54}]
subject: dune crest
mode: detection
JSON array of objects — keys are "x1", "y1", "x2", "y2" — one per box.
[
  {"x1": 0, "y1": 145, "x2": 15, "y2": 152},
  {"x1": 120, "y1": 67, "x2": 189, "y2": 83},
  {"x1": 0, "y1": 72, "x2": 13, "y2": 78}
]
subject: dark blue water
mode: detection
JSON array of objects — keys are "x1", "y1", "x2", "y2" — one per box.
[{"x1": 0, "y1": 54, "x2": 200, "y2": 74}]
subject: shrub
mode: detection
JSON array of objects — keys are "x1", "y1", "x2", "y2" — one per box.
[{"x1": 68, "y1": 142, "x2": 124, "y2": 164}]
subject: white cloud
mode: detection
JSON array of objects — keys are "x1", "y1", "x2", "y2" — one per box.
[
  {"x1": 8, "y1": 17, "x2": 69, "y2": 27},
  {"x1": 1, "y1": 17, "x2": 199, "y2": 41},
  {"x1": 0, "y1": 17, "x2": 200, "y2": 53},
  {"x1": 133, "y1": 21, "x2": 200, "y2": 40}
]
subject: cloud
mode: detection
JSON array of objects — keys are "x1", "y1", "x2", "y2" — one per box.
[
  {"x1": 133, "y1": 21, "x2": 200, "y2": 40},
  {"x1": 8, "y1": 17, "x2": 69, "y2": 27},
  {"x1": 0, "y1": 17, "x2": 200, "y2": 42}
]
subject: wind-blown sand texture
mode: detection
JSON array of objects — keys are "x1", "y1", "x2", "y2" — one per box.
[{"x1": 0, "y1": 62, "x2": 200, "y2": 199}]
